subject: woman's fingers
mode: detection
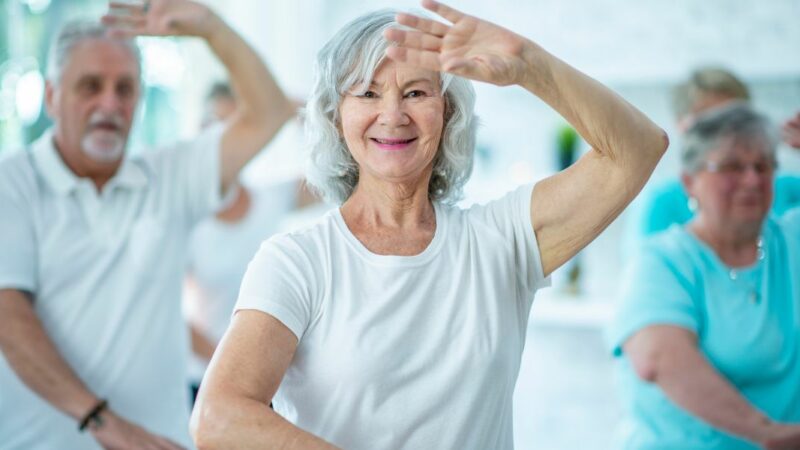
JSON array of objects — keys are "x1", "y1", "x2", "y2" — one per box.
[
  {"x1": 384, "y1": 28, "x2": 442, "y2": 52},
  {"x1": 421, "y1": 0, "x2": 466, "y2": 23},
  {"x1": 441, "y1": 56, "x2": 473, "y2": 74},
  {"x1": 385, "y1": 47, "x2": 442, "y2": 72},
  {"x1": 396, "y1": 13, "x2": 449, "y2": 37}
]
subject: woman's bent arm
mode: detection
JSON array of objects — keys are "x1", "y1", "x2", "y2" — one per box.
[
  {"x1": 190, "y1": 310, "x2": 340, "y2": 450},
  {"x1": 385, "y1": 0, "x2": 669, "y2": 276},
  {"x1": 624, "y1": 325, "x2": 800, "y2": 448},
  {"x1": 519, "y1": 40, "x2": 668, "y2": 276}
]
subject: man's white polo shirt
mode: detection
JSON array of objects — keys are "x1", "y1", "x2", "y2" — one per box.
[{"x1": 0, "y1": 127, "x2": 223, "y2": 449}]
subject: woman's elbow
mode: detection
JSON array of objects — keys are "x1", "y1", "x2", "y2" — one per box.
[
  {"x1": 655, "y1": 127, "x2": 670, "y2": 156},
  {"x1": 641, "y1": 126, "x2": 669, "y2": 163},
  {"x1": 630, "y1": 353, "x2": 660, "y2": 383},
  {"x1": 624, "y1": 339, "x2": 667, "y2": 383},
  {"x1": 190, "y1": 396, "x2": 229, "y2": 450}
]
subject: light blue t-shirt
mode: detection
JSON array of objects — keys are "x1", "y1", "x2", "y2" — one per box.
[{"x1": 608, "y1": 210, "x2": 800, "y2": 450}]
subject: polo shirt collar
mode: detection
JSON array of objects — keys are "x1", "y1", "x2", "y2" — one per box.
[{"x1": 31, "y1": 129, "x2": 148, "y2": 195}]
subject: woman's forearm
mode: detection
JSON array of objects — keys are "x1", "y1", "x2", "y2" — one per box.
[
  {"x1": 654, "y1": 347, "x2": 773, "y2": 444},
  {"x1": 192, "y1": 394, "x2": 339, "y2": 450}
]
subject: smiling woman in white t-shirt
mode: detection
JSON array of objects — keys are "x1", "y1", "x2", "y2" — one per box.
[{"x1": 189, "y1": 2, "x2": 668, "y2": 449}]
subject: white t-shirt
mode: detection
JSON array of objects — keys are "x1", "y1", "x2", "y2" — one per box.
[
  {"x1": 235, "y1": 184, "x2": 548, "y2": 450},
  {"x1": 184, "y1": 181, "x2": 298, "y2": 381},
  {"x1": 0, "y1": 127, "x2": 223, "y2": 450}
]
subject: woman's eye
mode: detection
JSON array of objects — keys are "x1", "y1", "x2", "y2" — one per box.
[
  {"x1": 405, "y1": 90, "x2": 425, "y2": 98},
  {"x1": 360, "y1": 91, "x2": 377, "y2": 99}
]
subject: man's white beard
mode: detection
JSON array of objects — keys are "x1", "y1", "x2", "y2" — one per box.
[{"x1": 81, "y1": 113, "x2": 127, "y2": 163}]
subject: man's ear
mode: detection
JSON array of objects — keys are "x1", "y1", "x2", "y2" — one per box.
[{"x1": 44, "y1": 80, "x2": 56, "y2": 118}]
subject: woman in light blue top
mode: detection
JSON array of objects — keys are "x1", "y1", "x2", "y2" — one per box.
[{"x1": 609, "y1": 104, "x2": 800, "y2": 450}]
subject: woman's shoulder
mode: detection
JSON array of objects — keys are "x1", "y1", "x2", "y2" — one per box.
[
  {"x1": 258, "y1": 209, "x2": 339, "y2": 260},
  {"x1": 777, "y1": 207, "x2": 800, "y2": 231},
  {"x1": 633, "y1": 225, "x2": 705, "y2": 275},
  {"x1": 457, "y1": 183, "x2": 534, "y2": 219}
]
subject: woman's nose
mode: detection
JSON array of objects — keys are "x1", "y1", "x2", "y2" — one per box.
[{"x1": 377, "y1": 97, "x2": 410, "y2": 127}]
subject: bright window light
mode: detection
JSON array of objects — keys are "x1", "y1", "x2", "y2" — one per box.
[{"x1": 15, "y1": 69, "x2": 44, "y2": 125}]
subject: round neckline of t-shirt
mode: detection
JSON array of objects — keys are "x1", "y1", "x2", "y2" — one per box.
[
  {"x1": 331, "y1": 202, "x2": 447, "y2": 267},
  {"x1": 680, "y1": 225, "x2": 766, "y2": 277}
]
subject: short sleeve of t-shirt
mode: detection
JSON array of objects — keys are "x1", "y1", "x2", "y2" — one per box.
[
  {"x1": 0, "y1": 190, "x2": 36, "y2": 292},
  {"x1": 774, "y1": 175, "x2": 800, "y2": 216},
  {"x1": 780, "y1": 205, "x2": 800, "y2": 231},
  {"x1": 145, "y1": 124, "x2": 225, "y2": 225},
  {"x1": 467, "y1": 183, "x2": 549, "y2": 298},
  {"x1": 234, "y1": 234, "x2": 321, "y2": 341},
  {"x1": 607, "y1": 235, "x2": 701, "y2": 357}
]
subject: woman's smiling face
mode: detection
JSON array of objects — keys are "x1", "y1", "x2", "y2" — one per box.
[{"x1": 338, "y1": 59, "x2": 445, "y2": 187}]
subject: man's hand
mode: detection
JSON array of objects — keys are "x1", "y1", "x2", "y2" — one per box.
[
  {"x1": 91, "y1": 409, "x2": 186, "y2": 450},
  {"x1": 102, "y1": 0, "x2": 221, "y2": 39}
]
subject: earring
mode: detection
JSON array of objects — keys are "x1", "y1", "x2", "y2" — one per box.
[{"x1": 688, "y1": 197, "x2": 698, "y2": 212}]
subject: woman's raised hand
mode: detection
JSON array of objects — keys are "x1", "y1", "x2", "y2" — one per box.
[
  {"x1": 782, "y1": 111, "x2": 800, "y2": 150},
  {"x1": 384, "y1": 0, "x2": 532, "y2": 87},
  {"x1": 102, "y1": 0, "x2": 219, "y2": 39}
]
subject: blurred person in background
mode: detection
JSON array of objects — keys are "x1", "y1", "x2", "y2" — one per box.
[
  {"x1": 0, "y1": 0, "x2": 293, "y2": 448},
  {"x1": 609, "y1": 104, "x2": 800, "y2": 449},
  {"x1": 184, "y1": 81, "x2": 317, "y2": 402},
  {"x1": 627, "y1": 67, "x2": 800, "y2": 243},
  {"x1": 189, "y1": 1, "x2": 668, "y2": 448}
]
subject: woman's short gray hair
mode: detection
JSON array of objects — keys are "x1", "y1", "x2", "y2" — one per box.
[
  {"x1": 46, "y1": 20, "x2": 141, "y2": 85},
  {"x1": 682, "y1": 103, "x2": 777, "y2": 173},
  {"x1": 304, "y1": 9, "x2": 478, "y2": 205}
]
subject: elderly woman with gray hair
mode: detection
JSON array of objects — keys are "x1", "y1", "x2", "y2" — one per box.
[
  {"x1": 191, "y1": 1, "x2": 667, "y2": 449},
  {"x1": 609, "y1": 103, "x2": 800, "y2": 450}
]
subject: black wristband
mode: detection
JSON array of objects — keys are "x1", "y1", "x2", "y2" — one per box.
[{"x1": 78, "y1": 399, "x2": 108, "y2": 432}]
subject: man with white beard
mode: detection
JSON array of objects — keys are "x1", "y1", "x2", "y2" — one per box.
[{"x1": 0, "y1": 1, "x2": 294, "y2": 449}]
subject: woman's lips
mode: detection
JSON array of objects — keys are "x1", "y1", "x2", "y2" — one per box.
[{"x1": 370, "y1": 137, "x2": 417, "y2": 151}]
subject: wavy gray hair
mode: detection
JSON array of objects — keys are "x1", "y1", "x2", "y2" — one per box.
[
  {"x1": 47, "y1": 20, "x2": 141, "y2": 85},
  {"x1": 305, "y1": 9, "x2": 478, "y2": 205},
  {"x1": 682, "y1": 103, "x2": 777, "y2": 173}
]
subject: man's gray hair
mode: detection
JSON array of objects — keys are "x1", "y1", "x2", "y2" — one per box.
[
  {"x1": 682, "y1": 103, "x2": 777, "y2": 173},
  {"x1": 672, "y1": 66, "x2": 750, "y2": 120},
  {"x1": 304, "y1": 9, "x2": 478, "y2": 205},
  {"x1": 46, "y1": 20, "x2": 142, "y2": 84}
]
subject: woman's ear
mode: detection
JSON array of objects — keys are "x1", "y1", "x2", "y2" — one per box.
[{"x1": 680, "y1": 171, "x2": 695, "y2": 198}]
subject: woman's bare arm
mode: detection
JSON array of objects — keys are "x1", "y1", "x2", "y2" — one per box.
[
  {"x1": 624, "y1": 325, "x2": 800, "y2": 448},
  {"x1": 190, "y1": 310, "x2": 339, "y2": 450}
]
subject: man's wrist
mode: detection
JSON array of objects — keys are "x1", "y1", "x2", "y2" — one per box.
[{"x1": 78, "y1": 398, "x2": 109, "y2": 432}]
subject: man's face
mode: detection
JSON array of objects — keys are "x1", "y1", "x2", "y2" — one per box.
[{"x1": 45, "y1": 38, "x2": 140, "y2": 166}]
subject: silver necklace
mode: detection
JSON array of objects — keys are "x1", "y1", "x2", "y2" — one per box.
[{"x1": 728, "y1": 237, "x2": 765, "y2": 304}]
